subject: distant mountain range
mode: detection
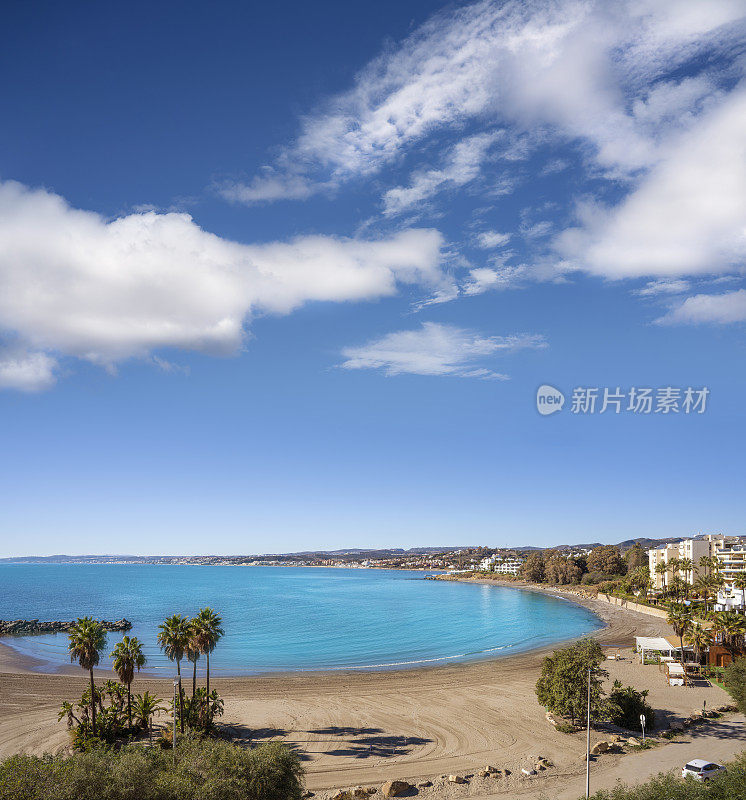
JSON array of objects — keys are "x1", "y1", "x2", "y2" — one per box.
[{"x1": 0, "y1": 535, "x2": 712, "y2": 563}]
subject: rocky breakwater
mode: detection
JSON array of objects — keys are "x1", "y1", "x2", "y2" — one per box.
[{"x1": 0, "y1": 618, "x2": 132, "y2": 635}]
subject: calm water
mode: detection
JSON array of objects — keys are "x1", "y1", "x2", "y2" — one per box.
[{"x1": 0, "y1": 565, "x2": 602, "y2": 675}]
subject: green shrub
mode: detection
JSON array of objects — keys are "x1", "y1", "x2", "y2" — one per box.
[
  {"x1": 723, "y1": 656, "x2": 746, "y2": 714},
  {"x1": 585, "y1": 752, "x2": 746, "y2": 799},
  {"x1": 0, "y1": 738, "x2": 303, "y2": 800},
  {"x1": 605, "y1": 681, "x2": 656, "y2": 731}
]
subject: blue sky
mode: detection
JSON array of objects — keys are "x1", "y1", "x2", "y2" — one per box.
[{"x1": 1, "y1": 0, "x2": 745, "y2": 556}]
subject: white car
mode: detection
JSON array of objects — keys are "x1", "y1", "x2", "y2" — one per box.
[{"x1": 682, "y1": 760, "x2": 726, "y2": 781}]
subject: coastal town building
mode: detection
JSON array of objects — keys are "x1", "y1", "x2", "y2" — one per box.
[
  {"x1": 648, "y1": 535, "x2": 745, "y2": 591},
  {"x1": 478, "y1": 554, "x2": 524, "y2": 574}
]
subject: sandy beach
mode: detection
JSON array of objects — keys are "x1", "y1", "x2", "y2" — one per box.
[{"x1": 2, "y1": 584, "x2": 743, "y2": 798}]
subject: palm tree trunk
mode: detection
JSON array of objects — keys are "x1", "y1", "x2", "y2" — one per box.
[
  {"x1": 192, "y1": 659, "x2": 196, "y2": 699},
  {"x1": 89, "y1": 669, "x2": 96, "y2": 735},
  {"x1": 127, "y1": 683, "x2": 132, "y2": 728},
  {"x1": 206, "y1": 651, "x2": 210, "y2": 698},
  {"x1": 177, "y1": 660, "x2": 184, "y2": 734}
]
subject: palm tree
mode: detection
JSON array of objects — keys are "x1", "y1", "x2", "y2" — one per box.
[
  {"x1": 157, "y1": 614, "x2": 191, "y2": 732},
  {"x1": 186, "y1": 620, "x2": 201, "y2": 699},
  {"x1": 192, "y1": 607, "x2": 224, "y2": 698},
  {"x1": 68, "y1": 617, "x2": 107, "y2": 735},
  {"x1": 684, "y1": 622, "x2": 712, "y2": 664},
  {"x1": 711, "y1": 611, "x2": 746, "y2": 657},
  {"x1": 655, "y1": 561, "x2": 669, "y2": 596},
  {"x1": 678, "y1": 558, "x2": 694, "y2": 596},
  {"x1": 110, "y1": 636, "x2": 146, "y2": 727},
  {"x1": 666, "y1": 605, "x2": 693, "y2": 663},
  {"x1": 132, "y1": 691, "x2": 166, "y2": 742}
]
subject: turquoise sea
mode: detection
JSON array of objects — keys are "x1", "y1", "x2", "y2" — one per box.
[{"x1": 0, "y1": 564, "x2": 602, "y2": 675}]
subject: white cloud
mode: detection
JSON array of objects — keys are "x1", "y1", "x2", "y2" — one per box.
[
  {"x1": 338, "y1": 321, "x2": 546, "y2": 378},
  {"x1": 227, "y1": 0, "x2": 745, "y2": 203},
  {"x1": 0, "y1": 350, "x2": 58, "y2": 392},
  {"x1": 555, "y1": 86, "x2": 746, "y2": 278},
  {"x1": 475, "y1": 230, "x2": 511, "y2": 249},
  {"x1": 634, "y1": 279, "x2": 691, "y2": 296},
  {"x1": 461, "y1": 265, "x2": 529, "y2": 295},
  {"x1": 382, "y1": 132, "x2": 501, "y2": 216},
  {"x1": 0, "y1": 180, "x2": 447, "y2": 389},
  {"x1": 656, "y1": 288, "x2": 746, "y2": 324}
]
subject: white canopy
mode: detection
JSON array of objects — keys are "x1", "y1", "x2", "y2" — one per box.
[
  {"x1": 667, "y1": 663, "x2": 685, "y2": 676},
  {"x1": 636, "y1": 636, "x2": 676, "y2": 654}
]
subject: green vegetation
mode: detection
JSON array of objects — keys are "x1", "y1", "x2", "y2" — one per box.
[
  {"x1": 536, "y1": 639, "x2": 607, "y2": 725},
  {"x1": 64, "y1": 608, "x2": 227, "y2": 748},
  {"x1": 724, "y1": 656, "x2": 746, "y2": 714},
  {"x1": 67, "y1": 617, "x2": 107, "y2": 736},
  {"x1": 537, "y1": 640, "x2": 656, "y2": 732},
  {"x1": 110, "y1": 635, "x2": 146, "y2": 727},
  {"x1": 584, "y1": 752, "x2": 746, "y2": 799},
  {"x1": 606, "y1": 680, "x2": 655, "y2": 731},
  {"x1": 0, "y1": 738, "x2": 303, "y2": 800}
]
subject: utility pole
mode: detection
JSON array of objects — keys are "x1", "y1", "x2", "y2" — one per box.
[{"x1": 586, "y1": 666, "x2": 591, "y2": 799}]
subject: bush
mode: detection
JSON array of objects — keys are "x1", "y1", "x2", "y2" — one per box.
[
  {"x1": 0, "y1": 738, "x2": 304, "y2": 800},
  {"x1": 606, "y1": 681, "x2": 656, "y2": 731},
  {"x1": 586, "y1": 751, "x2": 746, "y2": 799},
  {"x1": 723, "y1": 656, "x2": 746, "y2": 714}
]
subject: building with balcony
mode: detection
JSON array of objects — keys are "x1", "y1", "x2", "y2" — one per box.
[{"x1": 647, "y1": 535, "x2": 733, "y2": 590}]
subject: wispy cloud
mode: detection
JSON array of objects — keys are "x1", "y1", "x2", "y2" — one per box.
[
  {"x1": 338, "y1": 321, "x2": 546, "y2": 378},
  {"x1": 382, "y1": 132, "x2": 501, "y2": 216},
  {"x1": 0, "y1": 180, "x2": 448, "y2": 390},
  {"x1": 634, "y1": 279, "x2": 691, "y2": 297},
  {"x1": 223, "y1": 0, "x2": 745, "y2": 205},
  {"x1": 474, "y1": 230, "x2": 511, "y2": 249},
  {"x1": 656, "y1": 288, "x2": 746, "y2": 325}
]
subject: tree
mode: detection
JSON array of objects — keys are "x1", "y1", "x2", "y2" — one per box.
[
  {"x1": 520, "y1": 552, "x2": 545, "y2": 583},
  {"x1": 535, "y1": 639, "x2": 607, "y2": 725},
  {"x1": 586, "y1": 546, "x2": 625, "y2": 578},
  {"x1": 158, "y1": 614, "x2": 191, "y2": 733},
  {"x1": 192, "y1": 607, "x2": 224, "y2": 698},
  {"x1": 545, "y1": 554, "x2": 582, "y2": 585},
  {"x1": 684, "y1": 622, "x2": 712, "y2": 664},
  {"x1": 186, "y1": 620, "x2": 201, "y2": 700},
  {"x1": 676, "y1": 558, "x2": 694, "y2": 597},
  {"x1": 711, "y1": 611, "x2": 746, "y2": 659},
  {"x1": 666, "y1": 605, "x2": 693, "y2": 662},
  {"x1": 110, "y1": 636, "x2": 146, "y2": 728},
  {"x1": 628, "y1": 565, "x2": 650, "y2": 596},
  {"x1": 131, "y1": 691, "x2": 166, "y2": 742},
  {"x1": 68, "y1": 617, "x2": 107, "y2": 736},
  {"x1": 605, "y1": 680, "x2": 655, "y2": 731},
  {"x1": 624, "y1": 545, "x2": 647, "y2": 573},
  {"x1": 695, "y1": 573, "x2": 718, "y2": 612},
  {"x1": 724, "y1": 657, "x2": 746, "y2": 715}
]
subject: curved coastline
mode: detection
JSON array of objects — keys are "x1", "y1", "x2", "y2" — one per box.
[{"x1": 0, "y1": 576, "x2": 608, "y2": 681}]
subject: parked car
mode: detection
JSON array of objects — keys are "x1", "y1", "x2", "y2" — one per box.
[{"x1": 682, "y1": 760, "x2": 726, "y2": 781}]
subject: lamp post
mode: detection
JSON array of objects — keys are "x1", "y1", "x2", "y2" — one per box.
[
  {"x1": 585, "y1": 666, "x2": 591, "y2": 799},
  {"x1": 172, "y1": 678, "x2": 179, "y2": 767}
]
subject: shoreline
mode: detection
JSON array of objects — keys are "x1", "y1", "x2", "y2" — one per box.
[
  {"x1": 4, "y1": 582, "x2": 735, "y2": 796},
  {"x1": 0, "y1": 577, "x2": 612, "y2": 680}
]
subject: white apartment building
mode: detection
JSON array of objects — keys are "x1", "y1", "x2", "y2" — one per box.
[
  {"x1": 717, "y1": 541, "x2": 746, "y2": 587},
  {"x1": 714, "y1": 587, "x2": 746, "y2": 612},
  {"x1": 648, "y1": 535, "x2": 745, "y2": 592},
  {"x1": 647, "y1": 535, "x2": 728, "y2": 590},
  {"x1": 479, "y1": 554, "x2": 523, "y2": 575}
]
